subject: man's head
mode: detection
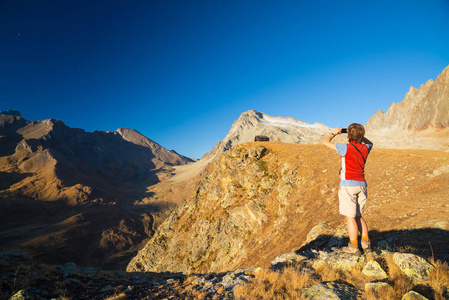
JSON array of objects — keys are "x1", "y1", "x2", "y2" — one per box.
[{"x1": 348, "y1": 123, "x2": 365, "y2": 144}]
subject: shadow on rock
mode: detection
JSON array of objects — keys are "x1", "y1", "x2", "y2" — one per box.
[{"x1": 295, "y1": 228, "x2": 449, "y2": 262}]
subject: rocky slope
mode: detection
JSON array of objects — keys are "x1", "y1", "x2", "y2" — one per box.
[
  {"x1": 365, "y1": 64, "x2": 449, "y2": 151},
  {"x1": 0, "y1": 111, "x2": 195, "y2": 269},
  {"x1": 128, "y1": 142, "x2": 449, "y2": 275},
  {"x1": 3, "y1": 243, "x2": 447, "y2": 300},
  {"x1": 203, "y1": 110, "x2": 332, "y2": 159}
]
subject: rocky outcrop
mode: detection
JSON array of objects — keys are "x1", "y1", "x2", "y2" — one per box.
[
  {"x1": 366, "y1": 65, "x2": 449, "y2": 132},
  {"x1": 3, "y1": 240, "x2": 445, "y2": 300},
  {"x1": 128, "y1": 143, "x2": 334, "y2": 274},
  {"x1": 127, "y1": 145, "x2": 277, "y2": 273},
  {"x1": 365, "y1": 65, "x2": 449, "y2": 151},
  {"x1": 203, "y1": 110, "x2": 331, "y2": 159}
]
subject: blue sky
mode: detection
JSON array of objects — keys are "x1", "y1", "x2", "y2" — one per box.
[{"x1": 1, "y1": 1, "x2": 449, "y2": 159}]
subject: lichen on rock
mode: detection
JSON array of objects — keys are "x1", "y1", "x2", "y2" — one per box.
[{"x1": 392, "y1": 253, "x2": 435, "y2": 282}]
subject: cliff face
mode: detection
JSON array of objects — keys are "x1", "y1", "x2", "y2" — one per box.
[
  {"x1": 128, "y1": 142, "x2": 449, "y2": 274},
  {"x1": 366, "y1": 65, "x2": 449, "y2": 133}
]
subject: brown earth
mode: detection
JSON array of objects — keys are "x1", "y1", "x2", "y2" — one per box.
[{"x1": 128, "y1": 142, "x2": 449, "y2": 274}]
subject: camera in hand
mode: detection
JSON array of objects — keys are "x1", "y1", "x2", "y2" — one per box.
[{"x1": 340, "y1": 128, "x2": 347, "y2": 134}]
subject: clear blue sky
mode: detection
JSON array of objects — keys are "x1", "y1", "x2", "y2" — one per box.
[{"x1": 1, "y1": 1, "x2": 449, "y2": 159}]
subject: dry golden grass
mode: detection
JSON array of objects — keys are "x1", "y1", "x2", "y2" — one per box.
[
  {"x1": 235, "y1": 254, "x2": 449, "y2": 300},
  {"x1": 428, "y1": 259, "x2": 449, "y2": 300},
  {"x1": 234, "y1": 266, "x2": 316, "y2": 300},
  {"x1": 105, "y1": 293, "x2": 127, "y2": 300}
]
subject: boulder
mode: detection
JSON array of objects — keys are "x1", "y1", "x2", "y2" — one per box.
[
  {"x1": 392, "y1": 253, "x2": 434, "y2": 281},
  {"x1": 401, "y1": 290, "x2": 429, "y2": 300},
  {"x1": 362, "y1": 260, "x2": 388, "y2": 280},
  {"x1": 365, "y1": 282, "x2": 391, "y2": 293},
  {"x1": 312, "y1": 251, "x2": 366, "y2": 271},
  {"x1": 271, "y1": 252, "x2": 307, "y2": 268},
  {"x1": 301, "y1": 282, "x2": 361, "y2": 299}
]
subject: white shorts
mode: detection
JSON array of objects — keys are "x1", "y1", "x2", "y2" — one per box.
[{"x1": 338, "y1": 186, "x2": 367, "y2": 217}]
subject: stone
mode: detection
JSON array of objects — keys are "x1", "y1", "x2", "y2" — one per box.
[
  {"x1": 248, "y1": 146, "x2": 268, "y2": 160},
  {"x1": 401, "y1": 290, "x2": 429, "y2": 300},
  {"x1": 305, "y1": 222, "x2": 329, "y2": 245},
  {"x1": 100, "y1": 284, "x2": 115, "y2": 292},
  {"x1": 81, "y1": 267, "x2": 99, "y2": 277},
  {"x1": 313, "y1": 251, "x2": 366, "y2": 271},
  {"x1": 362, "y1": 260, "x2": 388, "y2": 280},
  {"x1": 301, "y1": 282, "x2": 361, "y2": 300},
  {"x1": 8, "y1": 290, "x2": 34, "y2": 300},
  {"x1": 393, "y1": 253, "x2": 434, "y2": 281},
  {"x1": 271, "y1": 252, "x2": 307, "y2": 268},
  {"x1": 59, "y1": 262, "x2": 79, "y2": 276},
  {"x1": 365, "y1": 282, "x2": 391, "y2": 293}
]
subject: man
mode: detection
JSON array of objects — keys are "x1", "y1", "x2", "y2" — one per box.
[{"x1": 323, "y1": 123, "x2": 373, "y2": 254}]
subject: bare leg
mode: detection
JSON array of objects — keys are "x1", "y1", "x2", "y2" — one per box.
[
  {"x1": 355, "y1": 216, "x2": 369, "y2": 240},
  {"x1": 346, "y1": 216, "x2": 359, "y2": 244}
]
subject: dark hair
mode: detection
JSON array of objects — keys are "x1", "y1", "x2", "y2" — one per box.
[{"x1": 348, "y1": 123, "x2": 365, "y2": 144}]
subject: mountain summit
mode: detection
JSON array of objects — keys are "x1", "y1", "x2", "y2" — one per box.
[{"x1": 203, "y1": 110, "x2": 331, "y2": 159}]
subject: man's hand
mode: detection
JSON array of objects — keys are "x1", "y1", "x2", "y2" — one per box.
[
  {"x1": 323, "y1": 127, "x2": 342, "y2": 149},
  {"x1": 333, "y1": 127, "x2": 343, "y2": 136}
]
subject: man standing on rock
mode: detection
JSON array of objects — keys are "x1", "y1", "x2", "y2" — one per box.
[{"x1": 323, "y1": 123, "x2": 373, "y2": 254}]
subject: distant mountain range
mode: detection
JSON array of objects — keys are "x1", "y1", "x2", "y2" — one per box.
[{"x1": 0, "y1": 112, "x2": 194, "y2": 268}]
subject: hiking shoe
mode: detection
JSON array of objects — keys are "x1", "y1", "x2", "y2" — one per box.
[
  {"x1": 361, "y1": 239, "x2": 372, "y2": 253},
  {"x1": 341, "y1": 243, "x2": 361, "y2": 255}
]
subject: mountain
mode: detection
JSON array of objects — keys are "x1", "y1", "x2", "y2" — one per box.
[
  {"x1": 365, "y1": 65, "x2": 449, "y2": 150},
  {"x1": 128, "y1": 142, "x2": 449, "y2": 274},
  {"x1": 0, "y1": 111, "x2": 195, "y2": 268},
  {"x1": 203, "y1": 110, "x2": 332, "y2": 159}
]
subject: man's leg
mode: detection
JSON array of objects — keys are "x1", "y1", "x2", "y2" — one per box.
[
  {"x1": 342, "y1": 216, "x2": 361, "y2": 254},
  {"x1": 346, "y1": 216, "x2": 359, "y2": 245},
  {"x1": 356, "y1": 216, "x2": 371, "y2": 251},
  {"x1": 356, "y1": 216, "x2": 369, "y2": 240}
]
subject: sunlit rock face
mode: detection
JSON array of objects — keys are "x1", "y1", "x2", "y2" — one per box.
[
  {"x1": 365, "y1": 65, "x2": 449, "y2": 151},
  {"x1": 203, "y1": 110, "x2": 332, "y2": 160}
]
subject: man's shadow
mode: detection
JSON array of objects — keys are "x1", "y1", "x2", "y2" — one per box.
[{"x1": 295, "y1": 228, "x2": 449, "y2": 263}]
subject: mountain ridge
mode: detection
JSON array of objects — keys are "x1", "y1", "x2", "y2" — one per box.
[{"x1": 0, "y1": 112, "x2": 195, "y2": 268}]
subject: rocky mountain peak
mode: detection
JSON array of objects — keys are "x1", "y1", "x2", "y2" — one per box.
[
  {"x1": 202, "y1": 110, "x2": 331, "y2": 160},
  {"x1": 0, "y1": 109, "x2": 22, "y2": 117},
  {"x1": 365, "y1": 64, "x2": 449, "y2": 134}
]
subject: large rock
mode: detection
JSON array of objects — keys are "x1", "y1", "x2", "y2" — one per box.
[
  {"x1": 392, "y1": 253, "x2": 435, "y2": 281},
  {"x1": 362, "y1": 260, "x2": 388, "y2": 280},
  {"x1": 401, "y1": 291, "x2": 429, "y2": 300},
  {"x1": 312, "y1": 251, "x2": 366, "y2": 271},
  {"x1": 271, "y1": 252, "x2": 307, "y2": 268},
  {"x1": 301, "y1": 282, "x2": 361, "y2": 300}
]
